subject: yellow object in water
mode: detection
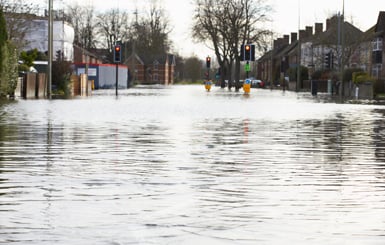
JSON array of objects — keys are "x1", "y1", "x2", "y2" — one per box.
[
  {"x1": 243, "y1": 79, "x2": 251, "y2": 93},
  {"x1": 205, "y1": 81, "x2": 212, "y2": 92}
]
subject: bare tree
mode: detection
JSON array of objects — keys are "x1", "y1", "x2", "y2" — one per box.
[
  {"x1": 192, "y1": 0, "x2": 271, "y2": 88},
  {"x1": 95, "y1": 8, "x2": 130, "y2": 52},
  {"x1": 0, "y1": 0, "x2": 40, "y2": 49},
  {"x1": 64, "y1": 3, "x2": 96, "y2": 49},
  {"x1": 132, "y1": 0, "x2": 171, "y2": 61}
]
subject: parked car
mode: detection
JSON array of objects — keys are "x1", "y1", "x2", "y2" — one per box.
[{"x1": 250, "y1": 79, "x2": 265, "y2": 88}]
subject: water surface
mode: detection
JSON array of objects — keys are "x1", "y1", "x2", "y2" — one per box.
[{"x1": 1, "y1": 85, "x2": 385, "y2": 244}]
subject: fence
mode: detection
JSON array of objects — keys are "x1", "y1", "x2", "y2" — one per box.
[
  {"x1": 16, "y1": 72, "x2": 92, "y2": 99},
  {"x1": 15, "y1": 72, "x2": 47, "y2": 99}
]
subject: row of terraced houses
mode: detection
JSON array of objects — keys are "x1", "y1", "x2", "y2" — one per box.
[{"x1": 257, "y1": 12, "x2": 385, "y2": 90}]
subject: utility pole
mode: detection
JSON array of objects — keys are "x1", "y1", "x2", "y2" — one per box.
[
  {"x1": 47, "y1": 0, "x2": 53, "y2": 99},
  {"x1": 131, "y1": 9, "x2": 138, "y2": 86},
  {"x1": 340, "y1": 0, "x2": 345, "y2": 99},
  {"x1": 296, "y1": 0, "x2": 301, "y2": 92}
]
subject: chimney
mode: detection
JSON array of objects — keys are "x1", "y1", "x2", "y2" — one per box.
[
  {"x1": 273, "y1": 39, "x2": 278, "y2": 49},
  {"x1": 274, "y1": 36, "x2": 290, "y2": 49},
  {"x1": 291, "y1": 32, "x2": 297, "y2": 43},
  {"x1": 326, "y1": 18, "x2": 331, "y2": 30},
  {"x1": 299, "y1": 29, "x2": 306, "y2": 40},
  {"x1": 315, "y1": 23, "x2": 323, "y2": 35},
  {"x1": 305, "y1": 26, "x2": 313, "y2": 36},
  {"x1": 278, "y1": 38, "x2": 283, "y2": 47},
  {"x1": 283, "y1": 35, "x2": 289, "y2": 45}
]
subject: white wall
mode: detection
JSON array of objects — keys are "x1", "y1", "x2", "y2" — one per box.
[{"x1": 23, "y1": 19, "x2": 74, "y2": 61}]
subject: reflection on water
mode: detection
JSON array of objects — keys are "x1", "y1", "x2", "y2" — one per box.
[{"x1": 1, "y1": 85, "x2": 385, "y2": 244}]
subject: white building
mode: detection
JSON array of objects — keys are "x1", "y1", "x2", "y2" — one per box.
[{"x1": 23, "y1": 19, "x2": 74, "y2": 61}]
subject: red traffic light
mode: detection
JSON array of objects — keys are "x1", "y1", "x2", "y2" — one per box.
[
  {"x1": 206, "y1": 56, "x2": 211, "y2": 68},
  {"x1": 114, "y1": 45, "x2": 122, "y2": 63},
  {"x1": 241, "y1": 44, "x2": 254, "y2": 61}
]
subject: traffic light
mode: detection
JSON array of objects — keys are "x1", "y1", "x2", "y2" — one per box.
[
  {"x1": 245, "y1": 44, "x2": 251, "y2": 61},
  {"x1": 114, "y1": 45, "x2": 122, "y2": 63},
  {"x1": 241, "y1": 44, "x2": 255, "y2": 61},
  {"x1": 250, "y1": 44, "x2": 255, "y2": 61},
  {"x1": 206, "y1": 56, "x2": 211, "y2": 68},
  {"x1": 324, "y1": 51, "x2": 332, "y2": 69}
]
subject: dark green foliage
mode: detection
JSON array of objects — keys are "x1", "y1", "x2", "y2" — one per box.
[
  {"x1": 0, "y1": 8, "x2": 7, "y2": 46},
  {"x1": 0, "y1": 7, "x2": 18, "y2": 98},
  {"x1": 52, "y1": 51, "x2": 73, "y2": 97},
  {"x1": 18, "y1": 49, "x2": 40, "y2": 73},
  {"x1": 0, "y1": 41, "x2": 18, "y2": 97},
  {"x1": 343, "y1": 68, "x2": 364, "y2": 83},
  {"x1": 20, "y1": 49, "x2": 38, "y2": 68},
  {"x1": 0, "y1": 7, "x2": 8, "y2": 74},
  {"x1": 183, "y1": 57, "x2": 202, "y2": 83}
]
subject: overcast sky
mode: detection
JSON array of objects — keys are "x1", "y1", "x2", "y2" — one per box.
[{"x1": 44, "y1": 0, "x2": 385, "y2": 58}]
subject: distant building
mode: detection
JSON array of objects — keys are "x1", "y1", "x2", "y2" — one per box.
[
  {"x1": 257, "y1": 14, "x2": 368, "y2": 87},
  {"x1": 125, "y1": 53, "x2": 175, "y2": 85},
  {"x1": 372, "y1": 11, "x2": 385, "y2": 79},
  {"x1": 23, "y1": 18, "x2": 74, "y2": 61},
  {"x1": 73, "y1": 45, "x2": 104, "y2": 64}
]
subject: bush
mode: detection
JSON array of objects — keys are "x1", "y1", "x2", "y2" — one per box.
[
  {"x1": 352, "y1": 71, "x2": 375, "y2": 84},
  {"x1": 52, "y1": 51, "x2": 73, "y2": 97},
  {"x1": 343, "y1": 68, "x2": 364, "y2": 83},
  {"x1": 0, "y1": 42, "x2": 18, "y2": 97}
]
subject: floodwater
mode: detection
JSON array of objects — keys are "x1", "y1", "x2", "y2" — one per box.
[{"x1": 1, "y1": 85, "x2": 385, "y2": 245}]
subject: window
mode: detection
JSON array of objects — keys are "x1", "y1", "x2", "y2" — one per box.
[
  {"x1": 372, "y1": 64, "x2": 382, "y2": 78},
  {"x1": 372, "y1": 37, "x2": 383, "y2": 51},
  {"x1": 372, "y1": 51, "x2": 382, "y2": 64},
  {"x1": 153, "y1": 61, "x2": 159, "y2": 71}
]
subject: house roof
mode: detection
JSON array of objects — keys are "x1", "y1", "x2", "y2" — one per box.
[
  {"x1": 258, "y1": 50, "x2": 273, "y2": 62},
  {"x1": 128, "y1": 53, "x2": 175, "y2": 66},
  {"x1": 150, "y1": 54, "x2": 176, "y2": 66},
  {"x1": 312, "y1": 15, "x2": 364, "y2": 46},
  {"x1": 277, "y1": 40, "x2": 298, "y2": 58},
  {"x1": 125, "y1": 53, "x2": 144, "y2": 65},
  {"x1": 88, "y1": 48, "x2": 110, "y2": 63},
  {"x1": 375, "y1": 11, "x2": 385, "y2": 33}
]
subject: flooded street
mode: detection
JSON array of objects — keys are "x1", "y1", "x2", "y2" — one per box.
[{"x1": 1, "y1": 85, "x2": 385, "y2": 244}]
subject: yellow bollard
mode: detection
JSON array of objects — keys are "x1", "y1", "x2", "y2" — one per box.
[
  {"x1": 243, "y1": 79, "x2": 251, "y2": 94},
  {"x1": 205, "y1": 80, "x2": 212, "y2": 92}
]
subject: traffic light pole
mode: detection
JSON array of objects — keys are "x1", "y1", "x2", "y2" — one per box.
[
  {"x1": 206, "y1": 56, "x2": 211, "y2": 79},
  {"x1": 114, "y1": 43, "x2": 122, "y2": 96},
  {"x1": 116, "y1": 64, "x2": 118, "y2": 96},
  {"x1": 246, "y1": 61, "x2": 249, "y2": 78}
]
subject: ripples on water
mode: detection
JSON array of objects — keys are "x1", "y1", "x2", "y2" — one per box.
[{"x1": 1, "y1": 85, "x2": 385, "y2": 244}]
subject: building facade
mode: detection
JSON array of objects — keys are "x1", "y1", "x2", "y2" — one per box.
[
  {"x1": 125, "y1": 53, "x2": 175, "y2": 85},
  {"x1": 372, "y1": 11, "x2": 385, "y2": 80},
  {"x1": 257, "y1": 14, "x2": 373, "y2": 87},
  {"x1": 23, "y1": 19, "x2": 74, "y2": 61}
]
